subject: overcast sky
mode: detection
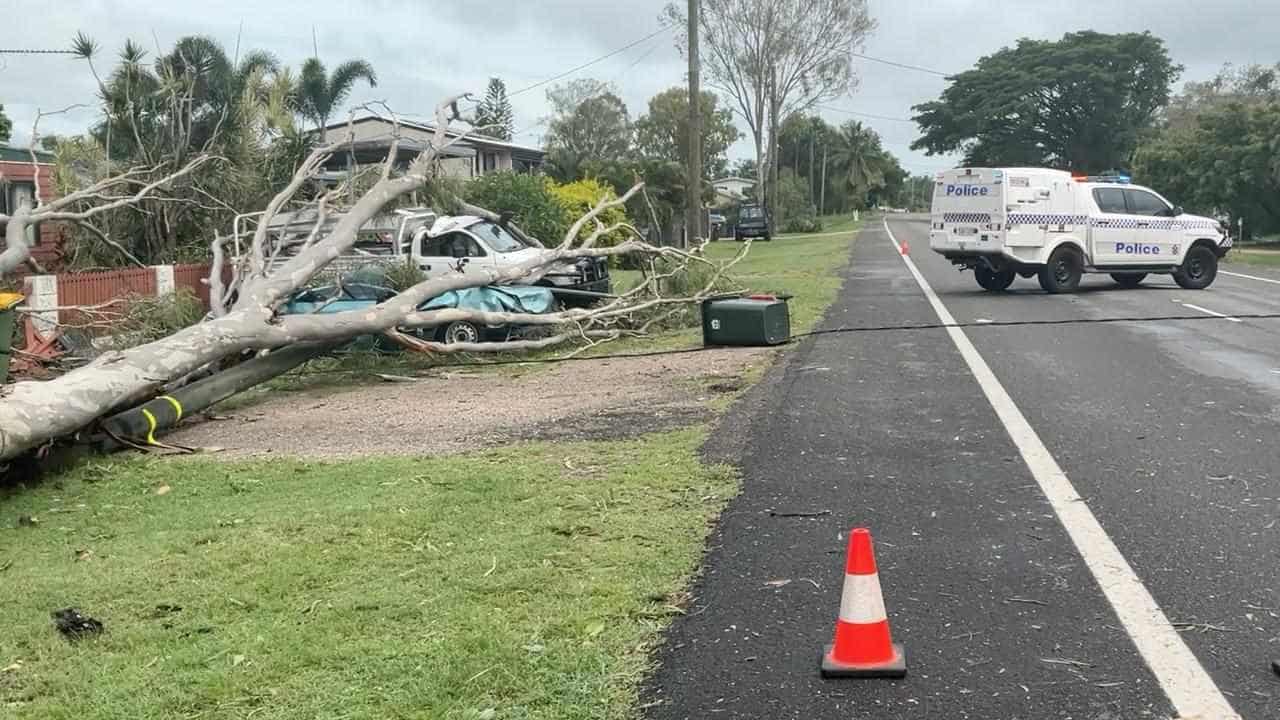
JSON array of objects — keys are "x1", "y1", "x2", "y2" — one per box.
[{"x1": 4, "y1": 0, "x2": 1280, "y2": 177}]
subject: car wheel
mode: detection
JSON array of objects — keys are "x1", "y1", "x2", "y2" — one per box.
[
  {"x1": 439, "y1": 320, "x2": 481, "y2": 345},
  {"x1": 1111, "y1": 273, "x2": 1147, "y2": 288},
  {"x1": 1174, "y1": 246, "x2": 1218, "y2": 289},
  {"x1": 975, "y1": 266, "x2": 1016, "y2": 291},
  {"x1": 1038, "y1": 247, "x2": 1083, "y2": 293}
]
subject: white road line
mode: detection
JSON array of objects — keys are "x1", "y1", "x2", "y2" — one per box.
[
  {"x1": 882, "y1": 220, "x2": 1240, "y2": 720},
  {"x1": 1222, "y1": 269, "x2": 1280, "y2": 285},
  {"x1": 1179, "y1": 301, "x2": 1242, "y2": 323}
]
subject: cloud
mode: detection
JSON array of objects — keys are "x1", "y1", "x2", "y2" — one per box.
[{"x1": 3, "y1": 0, "x2": 1278, "y2": 175}]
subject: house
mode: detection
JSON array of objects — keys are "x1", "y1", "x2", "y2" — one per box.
[
  {"x1": 711, "y1": 176, "x2": 756, "y2": 207},
  {"x1": 0, "y1": 145, "x2": 63, "y2": 268},
  {"x1": 317, "y1": 115, "x2": 545, "y2": 179}
]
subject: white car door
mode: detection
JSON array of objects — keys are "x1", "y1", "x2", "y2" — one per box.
[
  {"x1": 1088, "y1": 187, "x2": 1138, "y2": 265},
  {"x1": 1123, "y1": 188, "x2": 1181, "y2": 262},
  {"x1": 417, "y1": 231, "x2": 496, "y2": 279}
]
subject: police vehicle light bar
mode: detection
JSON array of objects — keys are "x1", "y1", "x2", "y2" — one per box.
[{"x1": 1072, "y1": 173, "x2": 1132, "y2": 184}]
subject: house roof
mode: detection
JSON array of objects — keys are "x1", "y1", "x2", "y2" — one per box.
[
  {"x1": 712, "y1": 176, "x2": 755, "y2": 185},
  {"x1": 320, "y1": 115, "x2": 545, "y2": 158},
  {"x1": 0, "y1": 145, "x2": 55, "y2": 164}
]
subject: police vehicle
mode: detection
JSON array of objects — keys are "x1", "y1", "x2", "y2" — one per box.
[{"x1": 929, "y1": 168, "x2": 1231, "y2": 293}]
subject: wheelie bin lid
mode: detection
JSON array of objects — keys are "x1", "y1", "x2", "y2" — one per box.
[{"x1": 0, "y1": 293, "x2": 23, "y2": 311}]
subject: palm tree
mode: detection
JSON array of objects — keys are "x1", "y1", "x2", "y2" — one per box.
[
  {"x1": 296, "y1": 57, "x2": 377, "y2": 142},
  {"x1": 829, "y1": 121, "x2": 886, "y2": 210}
]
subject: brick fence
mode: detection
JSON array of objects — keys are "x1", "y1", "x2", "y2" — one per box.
[{"x1": 22, "y1": 263, "x2": 217, "y2": 337}]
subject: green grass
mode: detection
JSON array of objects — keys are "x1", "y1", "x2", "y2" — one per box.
[
  {"x1": 0, "y1": 431, "x2": 735, "y2": 720},
  {"x1": 1224, "y1": 243, "x2": 1280, "y2": 268},
  {"x1": 0, "y1": 216, "x2": 864, "y2": 719}
]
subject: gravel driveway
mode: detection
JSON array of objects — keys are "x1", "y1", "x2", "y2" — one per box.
[{"x1": 167, "y1": 347, "x2": 768, "y2": 458}]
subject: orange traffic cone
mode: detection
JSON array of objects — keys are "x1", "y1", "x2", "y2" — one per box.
[
  {"x1": 900, "y1": 240, "x2": 909, "y2": 256},
  {"x1": 821, "y1": 528, "x2": 907, "y2": 678}
]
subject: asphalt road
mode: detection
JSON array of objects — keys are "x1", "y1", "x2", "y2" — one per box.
[{"x1": 642, "y1": 218, "x2": 1280, "y2": 719}]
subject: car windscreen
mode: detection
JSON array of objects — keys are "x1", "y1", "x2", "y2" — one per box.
[
  {"x1": 473, "y1": 221, "x2": 525, "y2": 253},
  {"x1": 741, "y1": 207, "x2": 764, "y2": 220}
]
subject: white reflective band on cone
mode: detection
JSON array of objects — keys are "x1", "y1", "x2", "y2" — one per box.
[{"x1": 838, "y1": 573, "x2": 887, "y2": 624}]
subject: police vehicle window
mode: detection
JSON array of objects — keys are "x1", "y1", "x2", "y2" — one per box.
[
  {"x1": 1124, "y1": 190, "x2": 1173, "y2": 217},
  {"x1": 742, "y1": 206, "x2": 764, "y2": 219},
  {"x1": 1092, "y1": 188, "x2": 1127, "y2": 214}
]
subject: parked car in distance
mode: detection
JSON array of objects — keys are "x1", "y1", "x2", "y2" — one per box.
[{"x1": 736, "y1": 204, "x2": 771, "y2": 242}]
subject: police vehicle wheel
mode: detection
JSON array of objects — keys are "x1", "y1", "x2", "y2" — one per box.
[
  {"x1": 975, "y1": 266, "x2": 1015, "y2": 291},
  {"x1": 1111, "y1": 273, "x2": 1146, "y2": 288},
  {"x1": 1038, "y1": 247, "x2": 1083, "y2": 293},
  {"x1": 439, "y1": 320, "x2": 481, "y2": 345},
  {"x1": 1174, "y1": 246, "x2": 1217, "y2": 290}
]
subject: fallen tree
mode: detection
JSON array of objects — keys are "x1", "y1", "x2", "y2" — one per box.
[{"x1": 0, "y1": 96, "x2": 746, "y2": 463}]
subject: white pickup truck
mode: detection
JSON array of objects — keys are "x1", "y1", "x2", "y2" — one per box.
[
  {"x1": 929, "y1": 168, "x2": 1231, "y2": 293},
  {"x1": 232, "y1": 208, "x2": 611, "y2": 303}
]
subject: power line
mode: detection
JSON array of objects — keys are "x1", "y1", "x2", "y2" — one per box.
[
  {"x1": 0, "y1": 48, "x2": 79, "y2": 55},
  {"x1": 509, "y1": 24, "x2": 676, "y2": 98},
  {"x1": 281, "y1": 311, "x2": 1278, "y2": 379},
  {"x1": 852, "y1": 52, "x2": 950, "y2": 77},
  {"x1": 817, "y1": 105, "x2": 916, "y2": 124}
]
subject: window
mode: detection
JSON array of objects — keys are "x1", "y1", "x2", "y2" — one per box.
[
  {"x1": 483, "y1": 152, "x2": 497, "y2": 173},
  {"x1": 1092, "y1": 188, "x2": 1127, "y2": 214},
  {"x1": 421, "y1": 232, "x2": 486, "y2": 259},
  {"x1": 471, "y1": 221, "x2": 524, "y2": 253},
  {"x1": 1124, "y1": 189, "x2": 1173, "y2": 217},
  {"x1": 741, "y1": 206, "x2": 764, "y2": 220},
  {"x1": 0, "y1": 181, "x2": 39, "y2": 246}
]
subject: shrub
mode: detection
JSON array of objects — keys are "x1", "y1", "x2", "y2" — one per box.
[
  {"x1": 105, "y1": 288, "x2": 206, "y2": 350},
  {"x1": 775, "y1": 168, "x2": 821, "y2": 234},
  {"x1": 549, "y1": 178, "x2": 633, "y2": 248},
  {"x1": 464, "y1": 171, "x2": 569, "y2": 245}
]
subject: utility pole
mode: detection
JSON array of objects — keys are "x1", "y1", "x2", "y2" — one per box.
[
  {"x1": 685, "y1": 0, "x2": 702, "y2": 248},
  {"x1": 809, "y1": 132, "x2": 815, "y2": 209},
  {"x1": 819, "y1": 146, "x2": 828, "y2": 216}
]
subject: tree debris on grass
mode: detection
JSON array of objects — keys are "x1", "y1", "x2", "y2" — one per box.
[{"x1": 52, "y1": 608, "x2": 104, "y2": 640}]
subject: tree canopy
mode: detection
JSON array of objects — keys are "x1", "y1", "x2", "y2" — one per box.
[
  {"x1": 912, "y1": 31, "x2": 1181, "y2": 172},
  {"x1": 0, "y1": 102, "x2": 11, "y2": 143},
  {"x1": 297, "y1": 56, "x2": 377, "y2": 140},
  {"x1": 665, "y1": 0, "x2": 874, "y2": 205},
  {"x1": 634, "y1": 87, "x2": 740, "y2": 179},
  {"x1": 475, "y1": 77, "x2": 515, "y2": 140},
  {"x1": 543, "y1": 80, "x2": 632, "y2": 182},
  {"x1": 56, "y1": 33, "x2": 313, "y2": 266},
  {"x1": 1134, "y1": 64, "x2": 1280, "y2": 240}
]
